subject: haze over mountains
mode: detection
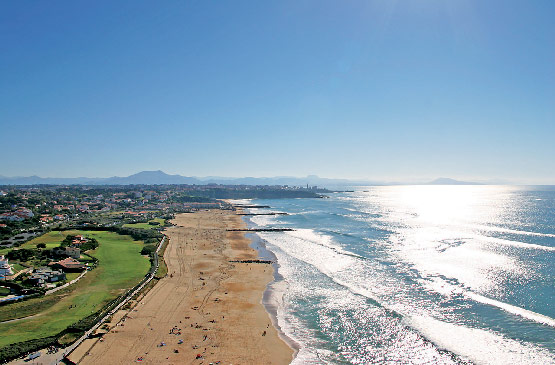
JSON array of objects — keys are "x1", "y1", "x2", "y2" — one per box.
[
  {"x1": 0, "y1": 170, "x2": 497, "y2": 186},
  {"x1": 0, "y1": 170, "x2": 369, "y2": 186}
]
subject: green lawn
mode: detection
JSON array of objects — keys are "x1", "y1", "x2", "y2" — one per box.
[
  {"x1": 123, "y1": 218, "x2": 165, "y2": 230},
  {"x1": 0, "y1": 230, "x2": 150, "y2": 348},
  {"x1": 10, "y1": 263, "x2": 26, "y2": 274},
  {"x1": 0, "y1": 232, "x2": 66, "y2": 255},
  {"x1": 0, "y1": 231, "x2": 63, "y2": 256},
  {"x1": 23, "y1": 231, "x2": 66, "y2": 250},
  {"x1": 65, "y1": 272, "x2": 81, "y2": 281}
]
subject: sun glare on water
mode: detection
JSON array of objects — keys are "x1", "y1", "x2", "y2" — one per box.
[{"x1": 359, "y1": 185, "x2": 528, "y2": 294}]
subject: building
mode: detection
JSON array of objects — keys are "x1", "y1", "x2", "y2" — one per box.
[
  {"x1": 27, "y1": 268, "x2": 66, "y2": 286},
  {"x1": 52, "y1": 246, "x2": 81, "y2": 258},
  {"x1": 71, "y1": 235, "x2": 88, "y2": 247},
  {"x1": 48, "y1": 257, "x2": 86, "y2": 272},
  {"x1": 0, "y1": 213, "x2": 24, "y2": 222},
  {"x1": 16, "y1": 208, "x2": 34, "y2": 218},
  {"x1": 40, "y1": 216, "x2": 54, "y2": 223},
  {"x1": 65, "y1": 247, "x2": 81, "y2": 259},
  {"x1": 0, "y1": 255, "x2": 14, "y2": 280}
]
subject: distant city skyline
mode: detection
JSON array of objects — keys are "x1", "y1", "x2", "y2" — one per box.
[{"x1": 2, "y1": 1, "x2": 554, "y2": 184}]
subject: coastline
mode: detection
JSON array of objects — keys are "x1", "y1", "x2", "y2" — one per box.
[
  {"x1": 245, "y1": 230, "x2": 301, "y2": 358},
  {"x1": 71, "y1": 209, "x2": 293, "y2": 364}
]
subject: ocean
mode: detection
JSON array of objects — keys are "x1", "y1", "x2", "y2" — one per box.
[{"x1": 239, "y1": 185, "x2": 555, "y2": 364}]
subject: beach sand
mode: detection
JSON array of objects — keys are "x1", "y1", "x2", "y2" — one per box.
[{"x1": 74, "y1": 209, "x2": 293, "y2": 364}]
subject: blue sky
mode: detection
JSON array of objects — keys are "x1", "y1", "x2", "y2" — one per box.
[{"x1": 1, "y1": 1, "x2": 554, "y2": 183}]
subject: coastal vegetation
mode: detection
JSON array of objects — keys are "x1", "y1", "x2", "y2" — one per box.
[
  {"x1": 0, "y1": 230, "x2": 149, "y2": 361},
  {"x1": 0, "y1": 183, "x2": 325, "y2": 361},
  {"x1": 123, "y1": 217, "x2": 166, "y2": 230}
]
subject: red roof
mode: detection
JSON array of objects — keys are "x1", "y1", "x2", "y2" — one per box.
[{"x1": 49, "y1": 257, "x2": 86, "y2": 270}]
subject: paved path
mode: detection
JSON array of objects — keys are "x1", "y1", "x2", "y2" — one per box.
[
  {"x1": 45, "y1": 270, "x2": 87, "y2": 295},
  {"x1": 6, "y1": 236, "x2": 166, "y2": 365}
]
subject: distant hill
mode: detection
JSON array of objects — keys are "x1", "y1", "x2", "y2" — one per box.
[
  {"x1": 0, "y1": 171, "x2": 378, "y2": 186},
  {"x1": 0, "y1": 172, "x2": 497, "y2": 187},
  {"x1": 426, "y1": 178, "x2": 482, "y2": 185},
  {"x1": 102, "y1": 170, "x2": 201, "y2": 185}
]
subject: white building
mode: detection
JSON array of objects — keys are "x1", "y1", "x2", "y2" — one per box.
[{"x1": 0, "y1": 255, "x2": 14, "y2": 280}]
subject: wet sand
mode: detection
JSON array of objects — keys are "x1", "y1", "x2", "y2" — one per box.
[{"x1": 75, "y1": 210, "x2": 293, "y2": 364}]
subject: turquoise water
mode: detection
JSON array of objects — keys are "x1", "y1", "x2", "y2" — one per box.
[{"x1": 243, "y1": 185, "x2": 555, "y2": 364}]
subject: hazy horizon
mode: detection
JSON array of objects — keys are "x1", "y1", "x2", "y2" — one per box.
[{"x1": 0, "y1": 169, "x2": 549, "y2": 186}]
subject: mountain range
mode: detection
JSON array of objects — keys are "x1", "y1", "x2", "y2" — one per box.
[{"x1": 0, "y1": 171, "x2": 487, "y2": 186}]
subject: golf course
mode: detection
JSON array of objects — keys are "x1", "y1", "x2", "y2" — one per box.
[{"x1": 0, "y1": 230, "x2": 150, "y2": 348}]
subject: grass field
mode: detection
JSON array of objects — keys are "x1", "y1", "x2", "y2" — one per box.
[
  {"x1": 10, "y1": 263, "x2": 26, "y2": 274},
  {"x1": 22, "y1": 231, "x2": 70, "y2": 250},
  {"x1": 0, "y1": 230, "x2": 150, "y2": 348},
  {"x1": 123, "y1": 218, "x2": 165, "y2": 230},
  {"x1": 65, "y1": 272, "x2": 81, "y2": 281}
]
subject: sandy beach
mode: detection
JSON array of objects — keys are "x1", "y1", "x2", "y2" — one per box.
[{"x1": 73, "y1": 209, "x2": 293, "y2": 364}]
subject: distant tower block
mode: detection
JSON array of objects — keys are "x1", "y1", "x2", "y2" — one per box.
[{"x1": 0, "y1": 255, "x2": 14, "y2": 280}]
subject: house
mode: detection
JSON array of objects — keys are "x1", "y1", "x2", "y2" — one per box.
[
  {"x1": 65, "y1": 247, "x2": 81, "y2": 259},
  {"x1": 77, "y1": 205, "x2": 89, "y2": 212},
  {"x1": 70, "y1": 235, "x2": 88, "y2": 248},
  {"x1": 40, "y1": 216, "x2": 53, "y2": 223},
  {"x1": 16, "y1": 208, "x2": 34, "y2": 218},
  {"x1": 0, "y1": 213, "x2": 24, "y2": 222},
  {"x1": 52, "y1": 246, "x2": 81, "y2": 258},
  {"x1": 27, "y1": 268, "x2": 66, "y2": 286},
  {"x1": 49, "y1": 257, "x2": 86, "y2": 272},
  {"x1": 0, "y1": 208, "x2": 36, "y2": 221},
  {"x1": 0, "y1": 255, "x2": 14, "y2": 280}
]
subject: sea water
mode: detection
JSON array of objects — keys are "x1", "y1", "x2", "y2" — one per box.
[{"x1": 240, "y1": 185, "x2": 555, "y2": 364}]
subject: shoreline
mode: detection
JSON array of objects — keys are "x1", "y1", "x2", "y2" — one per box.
[
  {"x1": 245, "y1": 229, "x2": 301, "y2": 358},
  {"x1": 70, "y1": 209, "x2": 293, "y2": 364}
]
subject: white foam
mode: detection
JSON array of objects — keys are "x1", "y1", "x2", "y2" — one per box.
[
  {"x1": 287, "y1": 229, "x2": 365, "y2": 259},
  {"x1": 465, "y1": 291, "x2": 555, "y2": 327},
  {"x1": 479, "y1": 234, "x2": 555, "y2": 252},
  {"x1": 261, "y1": 227, "x2": 555, "y2": 364},
  {"x1": 421, "y1": 276, "x2": 555, "y2": 328},
  {"x1": 407, "y1": 315, "x2": 555, "y2": 365},
  {"x1": 468, "y1": 223, "x2": 555, "y2": 239}
]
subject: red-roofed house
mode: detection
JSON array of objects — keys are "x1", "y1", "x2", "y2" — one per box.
[{"x1": 48, "y1": 257, "x2": 86, "y2": 272}]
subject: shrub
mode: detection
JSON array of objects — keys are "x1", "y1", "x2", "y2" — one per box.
[
  {"x1": 140, "y1": 245, "x2": 156, "y2": 256},
  {"x1": 6, "y1": 248, "x2": 35, "y2": 262}
]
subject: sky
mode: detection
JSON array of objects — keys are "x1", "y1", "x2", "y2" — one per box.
[{"x1": 1, "y1": 1, "x2": 554, "y2": 184}]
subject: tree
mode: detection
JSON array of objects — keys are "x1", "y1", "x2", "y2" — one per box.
[
  {"x1": 7, "y1": 248, "x2": 35, "y2": 262},
  {"x1": 140, "y1": 245, "x2": 156, "y2": 256},
  {"x1": 36, "y1": 243, "x2": 46, "y2": 249}
]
